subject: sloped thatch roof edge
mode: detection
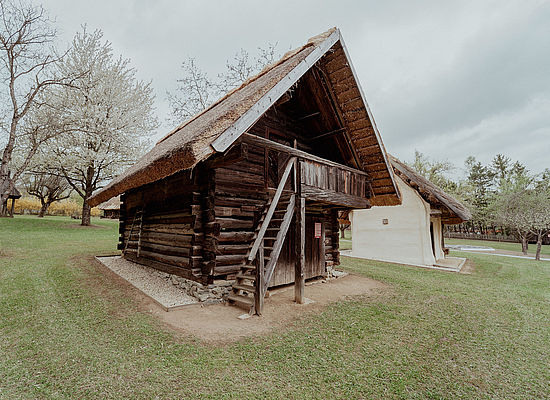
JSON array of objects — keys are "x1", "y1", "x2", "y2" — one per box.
[
  {"x1": 389, "y1": 155, "x2": 471, "y2": 223},
  {"x1": 97, "y1": 195, "x2": 121, "y2": 210}
]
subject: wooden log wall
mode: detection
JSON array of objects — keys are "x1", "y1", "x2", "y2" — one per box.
[
  {"x1": 213, "y1": 141, "x2": 268, "y2": 278},
  {"x1": 324, "y1": 209, "x2": 340, "y2": 269},
  {"x1": 116, "y1": 108, "x2": 346, "y2": 284},
  {"x1": 120, "y1": 169, "x2": 209, "y2": 284}
]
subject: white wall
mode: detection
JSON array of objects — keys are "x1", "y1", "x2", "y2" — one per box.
[
  {"x1": 351, "y1": 176, "x2": 437, "y2": 267},
  {"x1": 430, "y1": 216, "x2": 445, "y2": 260}
]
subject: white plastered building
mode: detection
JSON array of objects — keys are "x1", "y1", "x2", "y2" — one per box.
[{"x1": 351, "y1": 156, "x2": 471, "y2": 268}]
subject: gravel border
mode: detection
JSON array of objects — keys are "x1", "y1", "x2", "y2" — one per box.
[{"x1": 96, "y1": 256, "x2": 199, "y2": 311}]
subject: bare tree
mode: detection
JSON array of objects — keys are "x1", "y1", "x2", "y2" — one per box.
[
  {"x1": 0, "y1": 1, "x2": 66, "y2": 215},
  {"x1": 24, "y1": 172, "x2": 71, "y2": 217},
  {"x1": 166, "y1": 58, "x2": 215, "y2": 124},
  {"x1": 167, "y1": 44, "x2": 279, "y2": 124}
]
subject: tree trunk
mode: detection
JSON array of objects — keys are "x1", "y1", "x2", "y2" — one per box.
[
  {"x1": 81, "y1": 200, "x2": 91, "y2": 226},
  {"x1": 38, "y1": 201, "x2": 49, "y2": 218},
  {"x1": 535, "y1": 235, "x2": 542, "y2": 261},
  {"x1": 340, "y1": 226, "x2": 346, "y2": 239},
  {"x1": 521, "y1": 236, "x2": 528, "y2": 255}
]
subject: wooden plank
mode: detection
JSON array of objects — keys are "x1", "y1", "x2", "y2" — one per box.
[
  {"x1": 255, "y1": 242, "x2": 264, "y2": 315},
  {"x1": 211, "y1": 29, "x2": 341, "y2": 152}
]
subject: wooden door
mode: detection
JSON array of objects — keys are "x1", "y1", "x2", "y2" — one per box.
[
  {"x1": 268, "y1": 215, "x2": 325, "y2": 287},
  {"x1": 305, "y1": 216, "x2": 325, "y2": 279}
]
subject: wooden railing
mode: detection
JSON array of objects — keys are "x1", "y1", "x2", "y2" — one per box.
[
  {"x1": 300, "y1": 158, "x2": 369, "y2": 198},
  {"x1": 246, "y1": 157, "x2": 297, "y2": 314},
  {"x1": 248, "y1": 156, "x2": 296, "y2": 262},
  {"x1": 241, "y1": 133, "x2": 371, "y2": 208}
]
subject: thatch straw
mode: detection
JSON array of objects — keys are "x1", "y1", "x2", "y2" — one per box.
[
  {"x1": 97, "y1": 195, "x2": 121, "y2": 211},
  {"x1": 389, "y1": 155, "x2": 471, "y2": 224}
]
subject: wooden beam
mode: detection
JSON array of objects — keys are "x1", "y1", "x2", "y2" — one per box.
[
  {"x1": 241, "y1": 133, "x2": 369, "y2": 177},
  {"x1": 312, "y1": 65, "x2": 361, "y2": 170},
  {"x1": 301, "y1": 184, "x2": 369, "y2": 209},
  {"x1": 206, "y1": 143, "x2": 248, "y2": 168},
  {"x1": 211, "y1": 29, "x2": 341, "y2": 152},
  {"x1": 297, "y1": 111, "x2": 321, "y2": 121},
  {"x1": 305, "y1": 128, "x2": 346, "y2": 142}
]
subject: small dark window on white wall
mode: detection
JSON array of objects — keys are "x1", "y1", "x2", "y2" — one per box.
[{"x1": 382, "y1": 218, "x2": 389, "y2": 225}]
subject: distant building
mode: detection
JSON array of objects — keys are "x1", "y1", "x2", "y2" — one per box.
[
  {"x1": 352, "y1": 155, "x2": 471, "y2": 268},
  {"x1": 0, "y1": 176, "x2": 21, "y2": 217},
  {"x1": 97, "y1": 195, "x2": 121, "y2": 219}
]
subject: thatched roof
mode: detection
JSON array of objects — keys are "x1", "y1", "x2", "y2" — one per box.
[
  {"x1": 97, "y1": 195, "x2": 120, "y2": 210},
  {"x1": 0, "y1": 178, "x2": 21, "y2": 200},
  {"x1": 389, "y1": 155, "x2": 471, "y2": 224},
  {"x1": 88, "y1": 28, "x2": 399, "y2": 207}
]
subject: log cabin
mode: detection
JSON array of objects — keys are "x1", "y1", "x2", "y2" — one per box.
[
  {"x1": 88, "y1": 28, "x2": 401, "y2": 315},
  {"x1": 97, "y1": 195, "x2": 121, "y2": 219},
  {"x1": 351, "y1": 155, "x2": 471, "y2": 268}
]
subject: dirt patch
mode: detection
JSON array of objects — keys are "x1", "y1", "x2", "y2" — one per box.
[
  {"x1": 80, "y1": 257, "x2": 387, "y2": 344},
  {"x1": 152, "y1": 274, "x2": 387, "y2": 344},
  {"x1": 460, "y1": 259, "x2": 475, "y2": 274},
  {"x1": 0, "y1": 249, "x2": 15, "y2": 258}
]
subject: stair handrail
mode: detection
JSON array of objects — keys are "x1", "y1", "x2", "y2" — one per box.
[
  {"x1": 262, "y1": 193, "x2": 296, "y2": 294},
  {"x1": 248, "y1": 156, "x2": 297, "y2": 262}
]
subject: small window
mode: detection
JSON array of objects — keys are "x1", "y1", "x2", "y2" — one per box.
[{"x1": 382, "y1": 218, "x2": 389, "y2": 225}]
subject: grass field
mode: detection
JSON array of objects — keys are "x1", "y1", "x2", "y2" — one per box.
[
  {"x1": 1, "y1": 215, "x2": 549, "y2": 399},
  {"x1": 445, "y1": 237, "x2": 550, "y2": 256}
]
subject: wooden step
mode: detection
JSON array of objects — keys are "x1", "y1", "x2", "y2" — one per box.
[
  {"x1": 227, "y1": 294, "x2": 254, "y2": 309},
  {"x1": 233, "y1": 284, "x2": 255, "y2": 292}
]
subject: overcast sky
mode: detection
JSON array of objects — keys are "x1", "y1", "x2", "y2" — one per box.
[{"x1": 43, "y1": 0, "x2": 550, "y2": 177}]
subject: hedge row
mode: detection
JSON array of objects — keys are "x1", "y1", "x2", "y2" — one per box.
[{"x1": 12, "y1": 197, "x2": 101, "y2": 217}]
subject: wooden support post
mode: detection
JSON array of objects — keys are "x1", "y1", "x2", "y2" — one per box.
[
  {"x1": 255, "y1": 242, "x2": 264, "y2": 315},
  {"x1": 295, "y1": 158, "x2": 305, "y2": 304},
  {"x1": 295, "y1": 197, "x2": 305, "y2": 304}
]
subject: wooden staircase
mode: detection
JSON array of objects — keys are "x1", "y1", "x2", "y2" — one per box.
[{"x1": 228, "y1": 157, "x2": 298, "y2": 315}]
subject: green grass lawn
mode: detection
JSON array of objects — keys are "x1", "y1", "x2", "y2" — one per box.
[
  {"x1": 446, "y1": 237, "x2": 550, "y2": 256},
  {"x1": 1, "y1": 216, "x2": 549, "y2": 399}
]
